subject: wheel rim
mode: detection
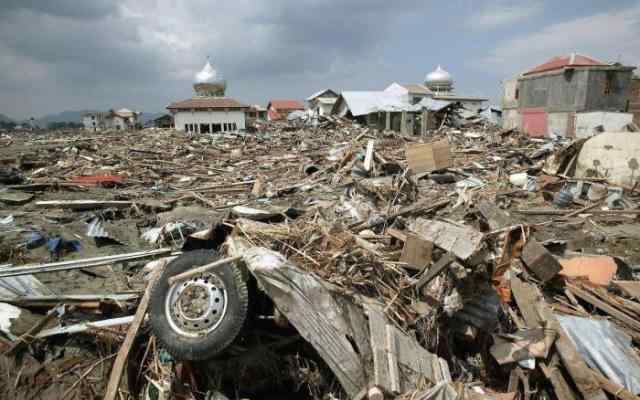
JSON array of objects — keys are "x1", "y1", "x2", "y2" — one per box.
[{"x1": 164, "y1": 272, "x2": 228, "y2": 338}]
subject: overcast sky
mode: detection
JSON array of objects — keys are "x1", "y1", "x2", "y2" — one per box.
[{"x1": 1, "y1": 0, "x2": 639, "y2": 120}]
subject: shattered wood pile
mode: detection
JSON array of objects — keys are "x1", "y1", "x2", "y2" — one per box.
[{"x1": 1, "y1": 121, "x2": 640, "y2": 399}]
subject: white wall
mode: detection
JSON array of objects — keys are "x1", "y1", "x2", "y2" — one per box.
[
  {"x1": 174, "y1": 110, "x2": 246, "y2": 132},
  {"x1": 575, "y1": 112, "x2": 633, "y2": 138},
  {"x1": 502, "y1": 109, "x2": 520, "y2": 130},
  {"x1": 82, "y1": 115, "x2": 96, "y2": 131}
]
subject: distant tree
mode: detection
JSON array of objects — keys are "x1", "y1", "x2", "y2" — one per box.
[
  {"x1": 47, "y1": 121, "x2": 84, "y2": 130},
  {"x1": 0, "y1": 121, "x2": 16, "y2": 130}
]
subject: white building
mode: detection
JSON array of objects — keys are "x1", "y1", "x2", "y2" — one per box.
[
  {"x1": 82, "y1": 108, "x2": 140, "y2": 131},
  {"x1": 167, "y1": 60, "x2": 249, "y2": 133},
  {"x1": 385, "y1": 65, "x2": 488, "y2": 112},
  {"x1": 306, "y1": 89, "x2": 338, "y2": 116}
]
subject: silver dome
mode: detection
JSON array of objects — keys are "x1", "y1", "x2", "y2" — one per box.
[
  {"x1": 425, "y1": 65, "x2": 453, "y2": 88},
  {"x1": 195, "y1": 60, "x2": 221, "y2": 83}
]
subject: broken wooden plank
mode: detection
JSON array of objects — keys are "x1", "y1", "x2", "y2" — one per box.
[
  {"x1": 35, "y1": 200, "x2": 133, "y2": 210},
  {"x1": 511, "y1": 277, "x2": 607, "y2": 400},
  {"x1": 406, "y1": 139, "x2": 451, "y2": 174},
  {"x1": 414, "y1": 253, "x2": 456, "y2": 289},
  {"x1": 4, "y1": 306, "x2": 60, "y2": 356},
  {"x1": 104, "y1": 269, "x2": 161, "y2": 400},
  {"x1": 515, "y1": 209, "x2": 640, "y2": 215},
  {"x1": 520, "y1": 239, "x2": 562, "y2": 283},
  {"x1": 400, "y1": 234, "x2": 433, "y2": 271},
  {"x1": 365, "y1": 303, "x2": 450, "y2": 394},
  {"x1": 167, "y1": 256, "x2": 242, "y2": 285},
  {"x1": 352, "y1": 199, "x2": 449, "y2": 233},
  {"x1": 478, "y1": 201, "x2": 515, "y2": 230},
  {"x1": 566, "y1": 283, "x2": 640, "y2": 332},
  {"x1": 364, "y1": 139, "x2": 375, "y2": 172},
  {"x1": 410, "y1": 218, "x2": 484, "y2": 261}
]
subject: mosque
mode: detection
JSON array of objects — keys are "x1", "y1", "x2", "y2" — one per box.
[
  {"x1": 167, "y1": 60, "x2": 249, "y2": 134},
  {"x1": 386, "y1": 65, "x2": 488, "y2": 111}
]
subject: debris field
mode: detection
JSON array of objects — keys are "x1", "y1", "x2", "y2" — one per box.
[{"x1": 1, "y1": 116, "x2": 640, "y2": 400}]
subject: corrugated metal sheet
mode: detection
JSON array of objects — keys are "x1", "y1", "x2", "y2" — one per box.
[{"x1": 558, "y1": 315, "x2": 640, "y2": 394}]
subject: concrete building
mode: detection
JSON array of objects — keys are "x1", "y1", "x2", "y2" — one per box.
[
  {"x1": 386, "y1": 66, "x2": 488, "y2": 111},
  {"x1": 82, "y1": 108, "x2": 140, "y2": 131},
  {"x1": 246, "y1": 105, "x2": 267, "y2": 128},
  {"x1": 331, "y1": 65, "x2": 488, "y2": 134},
  {"x1": 167, "y1": 60, "x2": 249, "y2": 133},
  {"x1": 306, "y1": 89, "x2": 338, "y2": 116},
  {"x1": 502, "y1": 53, "x2": 636, "y2": 137},
  {"x1": 267, "y1": 100, "x2": 305, "y2": 121},
  {"x1": 630, "y1": 75, "x2": 640, "y2": 126}
]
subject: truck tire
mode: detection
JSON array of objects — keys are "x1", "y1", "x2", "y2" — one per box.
[{"x1": 149, "y1": 250, "x2": 248, "y2": 361}]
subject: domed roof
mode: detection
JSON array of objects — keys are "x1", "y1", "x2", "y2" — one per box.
[
  {"x1": 425, "y1": 65, "x2": 453, "y2": 86},
  {"x1": 195, "y1": 60, "x2": 221, "y2": 83}
]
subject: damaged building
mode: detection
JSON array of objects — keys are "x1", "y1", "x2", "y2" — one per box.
[
  {"x1": 502, "y1": 53, "x2": 637, "y2": 137},
  {"x1": 167, "y1": 60, "x2": 249, "y2": 133},
  {"x1": 82, "y1": 108, "x2": 141, "y2": 131},
  {"x1": 331, "y1": 65, "x2": 488, "y2": 134}
]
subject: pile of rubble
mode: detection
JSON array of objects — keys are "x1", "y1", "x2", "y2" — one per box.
[{"x1": 1, "y1": 119, "x2": 640, "y2": 400}]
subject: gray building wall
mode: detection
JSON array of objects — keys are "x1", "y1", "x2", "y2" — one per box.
[
  {"x1": 518, "y1": 68, "x2": 634, "y2": 113},
  {"x1": 518, "y1": 70, "x2": 588, "y2": 112},
  {"x1": 584, "y1": 69, "x2": 634, "y2": 111}
]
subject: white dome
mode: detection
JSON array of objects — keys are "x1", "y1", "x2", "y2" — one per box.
[
  {"x1": 425, "y1": 65, "x2": 453, "y2": 86},
  {"x1": 195, "y1": 60, "x2": 221, "y2": 83}
]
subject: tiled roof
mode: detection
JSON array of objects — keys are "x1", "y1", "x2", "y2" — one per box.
[
  {"x1": 167, "y1": 97, "x2": 249, "y2": 110},
  {"x1": 268, "y1": 100, "x2": 305, "y2": 110},
  {"x1": 523, "y1": 53, "x2": 606, "y2": 76}
]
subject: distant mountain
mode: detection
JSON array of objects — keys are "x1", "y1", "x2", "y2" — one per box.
[
  {"x1": 36, "y1": 110, "x2": 97, "y2": 126},
  {"x1": 0, "y1": 113, "x2": 13, "y2": 123},
  {"x1": 140, "y1": 112, "x2": 166, "y2": 124}
]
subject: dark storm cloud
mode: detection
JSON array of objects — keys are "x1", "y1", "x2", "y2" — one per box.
[
  {"x1": 1, "y1": 1, "x2": 117, "y2": 19},
  {"x1": 0, "y1": 0, "x2": 430, "y2": 118}
]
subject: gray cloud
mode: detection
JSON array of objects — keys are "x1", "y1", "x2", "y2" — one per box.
[
  {"x1": 1, "y1": 1, "x2": 117, "y2": 19},
  {"x1": 0, "y1": 0, "x2": 430, "y2": 119}
]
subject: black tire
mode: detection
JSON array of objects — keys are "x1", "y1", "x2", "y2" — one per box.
[{"x1": 149, "y1": 249, "x2": 248, "y2": 361}]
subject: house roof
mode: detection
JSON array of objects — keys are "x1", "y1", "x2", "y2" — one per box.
[
  {"x1": 267, "y1": 100, "x2": 305, "y2": 110},
  {"x1": 335, "y1": 91, "x2": 414, "y2": 116},
  {"x1": 523, "y1": 53, "x2": 606, "y2": 76},
  {"x1": 401, "y1": 83, "x2": 433, "y2": 95},
  {"x1": 432, "y1": 94, "x2": 488, "y2": 102},
  {"x1": 167, "y1": 97, "x2": 249, "y2": 110},
  {"x1": 306, "y1": 89, "x2": 338, "y2": 101}
]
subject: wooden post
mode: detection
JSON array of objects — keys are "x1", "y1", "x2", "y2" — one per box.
[{"x1": 400, "y1": 111, "x2": 408, "y2": 134}]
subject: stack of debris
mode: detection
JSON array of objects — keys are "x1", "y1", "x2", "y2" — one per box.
[{"x1": 1, "y1": 121, "x2": 640, "y2": 399}]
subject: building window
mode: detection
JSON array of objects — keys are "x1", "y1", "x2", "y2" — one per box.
[
  {"x1": 223, "y1": 123, "x2": 228, "y2": 131},
  {"x1": 212, "y1": 123, "x2": 222, "y2": 133},
  {"x1": 232, "y1": 123, "x2": 237, "y2": 131},
  {"x1": 200, "y1": 123, "x2": 210, "y2": 134},
  {"x1": 184, "y1": 124, "x2": 188, "y2": 132},
  {"x1": 604, "y1": 77, "x2": 612, "y2": 95},
  {"x1": 515, "y1": 88, "x2": 519, "y2": 100}
]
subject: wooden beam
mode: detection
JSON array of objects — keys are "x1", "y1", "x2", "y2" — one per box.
[
  {"x1": 104, "y1": 270, "x2": 161, "y2": 400},
  {"x1": 167, "y1": 256, "x2": 242, "y2": 285}
]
